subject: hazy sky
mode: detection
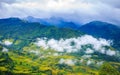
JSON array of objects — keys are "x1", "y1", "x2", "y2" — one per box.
[{"x1": 0, "y1": 0, "x2": 120, "y2": 25}]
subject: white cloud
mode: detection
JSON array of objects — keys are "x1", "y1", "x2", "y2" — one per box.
[
  {"x1": 33, "y1": 35, "x2": 120, "y2": 57},
  {"x1": 35, "y1": 38, "x2": 48, "y2": 49},
  {"x1": 29, "y1": 50, "x2": 39, "y2": 55},
  {"x1": 53, "y1": 53, "x2": 59, "y2": 56},
  {"x1": 0, "y1": 0, "x2": 120, "y2": 25},
  {"x1": 106, "y1": 50, "x2": 116, "y2": 56},
  {"x1": 99, "y1": 49, "x2": 106, "y2": 54},
  {"x1": 96, "y1": 61, "x2": 104, "y2": 66},
  {"x1": 59, "y1": 58, "x2": 65, "y2": 64},
  {"x1": 2, "y1": 47, "x2": 8, "y2": 52},
  {"x1": 85, "y1": 48, "x2": 94, "y2": 54},
  {"x1": 59, "y1": 58, "x2": 75, "y2": 66},
  {"x1": 65, "y1": 59, "x2": 75, "y2": 66},
  {"x1": 34, "y1": 35, "x2": 112, "y2": 54},
  {"x1": 3, "y1": 40, "x2": 13, "y2": 46},
  {"x1": 86, "y1": 60, "x2": 93, "y2": 65},
  {"x1": 82, "y1": 55, "x2": 92, "y2": 59}
]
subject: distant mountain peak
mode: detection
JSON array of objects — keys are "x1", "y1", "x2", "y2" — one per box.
[
  {"x1": 79, "y1": 20, "x2": 120, "y2": 50},
  {"x1": 0, "y1": 17, "x2": 20, "y2": 20},
  {"x1": 25, "y1": 16, "x2": 80, "y2": 30},
  {"x1": 26, "y1": 16, "x2": 34, "y2": 19},
  {"x1": 0, "y1": 17, "x2": 22, "y2": 24},
  {"x1": 85, "y1": 21, "x2": 114, "y2": 26}
]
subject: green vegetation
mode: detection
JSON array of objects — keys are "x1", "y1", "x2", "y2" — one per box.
[
  {"x1": 0, "y1": 18, "x2": 119, "y2": 75},
  {"x1": 79, "y1": 21, "x2": 120, "y2": 51},
  {"x1": 0, "y1": 43, "x2": 120, "y2": 75},
  {"x1": 0, "y1": 18, "x2": 83, "y2": 50},
  {"x1": 99, "y1": 63, "x2": 119, "y2": 75}
]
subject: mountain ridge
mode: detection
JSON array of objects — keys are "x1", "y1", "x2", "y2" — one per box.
[
  {"x1": 0, "y1": 17, "x2": 120, "y2": 75},
  {"x1": 25, "y1": 16, "x2": 80, "y2": 30},
  {"x1": 79, "y1": 21, "x2": 120, "y2": 50}
]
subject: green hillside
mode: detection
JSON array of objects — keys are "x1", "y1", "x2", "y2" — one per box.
[
  {"x1": 79, "y1": 21, "x2": 120, "y2": 50},
  {"x1": 0, "y1": 43, "x2": 120, "y2": 75},
  {"x1": 0, "y1": 18, "x2": 119, "y2": 75},
  {"x1": 0, "y1": 18, "x2": 83, "y2": 50}
]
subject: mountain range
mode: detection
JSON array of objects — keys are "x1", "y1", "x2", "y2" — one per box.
[
  {"x1": 25, "y1": 16, "x2": 120, "y2": 50},
  {"x1": 79, "y1": 21, "x2": 120, "y2": 50},
  {"x1": 0, "y1": 17, "x2": 120, "y2": 75},
  {"x1": 25, "y1": 16, "x2": 80, "y2": 30},
  {"x1": 0, "y1": 17, "x2": 83, "y2": 50}
]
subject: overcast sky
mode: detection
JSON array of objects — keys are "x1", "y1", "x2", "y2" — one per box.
[{"x1": 0, "y1": 0, "x2": 120, "y2": 25}]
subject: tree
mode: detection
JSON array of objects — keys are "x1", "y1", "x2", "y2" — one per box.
[
  {"x1": 0, "y1": 45, "x2": 3, "y2": 52},
  {"x1": 99, "y1": 63, "x2": 119, "y2": 75}
]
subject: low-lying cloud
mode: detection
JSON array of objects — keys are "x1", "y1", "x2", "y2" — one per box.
[
  {"x1": 2, "y1": 47, "x2": 8, "y2": 52},
  {"x1": 59, "y1": 58, "x2": 104, "y2": 66},
  {"x1": 59, "y1": 58, "x2": 76, "y2": 66},
  {"x1": 3, "y1": 40, "x2": 13, "y2": 46},
  {"x1": 34, "y1": 35, "x2": 116, "y2": 56},
  {"x1": 106, "y1": 50, "x2": 116, "y2": 56}
]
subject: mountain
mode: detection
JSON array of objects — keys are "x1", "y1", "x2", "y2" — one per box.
[
  {"x1": 25, "y1": 16, "x2": 80, "y2": 30},
  {"x1": 79, "y1": 21, "x2": 120, "y2": 50},
  {"x1": 26, "y1": 17, "x2": 120, "y2": 50},
  {"x1": 0, "y1": 18, "x2": 83, "y2": 39},
  {"x1": 0, "y1": 18, "x2": 119, "y2": 75},
  {"x1": 0, "y1": 18, "x2": 83, "y2": 50}
]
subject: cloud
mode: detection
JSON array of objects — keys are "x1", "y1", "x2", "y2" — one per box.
[
  {"x1": 53, "y1": 53, "x2": 59, "y2": 56},
  {"x1": 96, "y1": 61, "x2": 104, "y2": 66},
  {"x1": 82, "y1": 55, "x2": 92, "y2": 59},
  {"x1": 0, "y1": 0, "x2": 120, "y2": 25},
  {"x1": 29, "y1": 50, "x2": 39, "y2": 55},
  {"x1": 86, "y1": 60, "x2": 104, "y2": 66},
  {"x1": 34, "y1": 35, "x2": 117, "y2": 56},
  {"x1": 34, "y1": 38, "x2": 48, "y2": 49},
  {"x1": 1, "y1": 0, "x2": 15, "y2": 3},
  {"x1": 100, "y1": 0, "x2": 120, "y2": 8},
  {"x1": 85, "y1": 48, "x2": 94, "y2": 54},
  {"x1": 59, "y1": 58, "x2": 75, "y2": 66},
  {"x1": 86, "y1": 60, "x2": 93, "y2": 65},
  {"x1": 0, "y1": 0, "x2": 17, "y2": 9},
  {"x1": 99, "y1": 49, "x2": 106, "y2": 54},
  {"x1": 59, "y1": 58, "x2": 65, "y2": 64},
  {"x1": 106, "y1": 50, "x2": 116, "y2": 56},
  {"x1": 2, "y1": 47, "x2": 8, "y2": 52},
  {"x1": 3, "y1": 40, "x2": 13, "y2": 46},
  {"x1": 0, "y1": 0, "x2": 16, "y2": 4}
]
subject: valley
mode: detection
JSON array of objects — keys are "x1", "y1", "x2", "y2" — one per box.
[{"x1": 0, "y1": 18, "x2": 120, "y2": 75}]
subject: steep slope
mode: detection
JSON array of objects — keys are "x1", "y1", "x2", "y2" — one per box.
[{"x1": 79, "y1": 21, "x2": 120, "y2": 50}]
